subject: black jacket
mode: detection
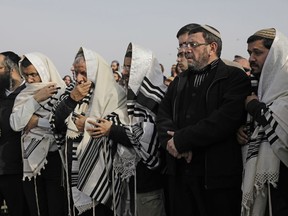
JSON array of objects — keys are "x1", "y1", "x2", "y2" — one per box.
[
  {"x1": 156, "y1": 60, "x2": 251, "y2": 189},
  {"x1": 0, "y1": 85, "x2": 25, "y2": 175}
]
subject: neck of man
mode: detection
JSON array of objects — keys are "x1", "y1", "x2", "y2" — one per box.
[{"x1": 10, "y1": 76, "x2": 24, "y2": 92}]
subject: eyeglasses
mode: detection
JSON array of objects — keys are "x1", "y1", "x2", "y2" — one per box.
[
  {"x1": 183, "y1": 42, "x2": 210, "y2": 49},
  {"x1": 23, "y1": 72, "x2": 39, "y2": 79}
]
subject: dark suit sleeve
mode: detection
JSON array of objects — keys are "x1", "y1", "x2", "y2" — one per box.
[
  {"x1": 156, "y1": 79, "x2": 178, "y2": 149},
  {"x1": 53, "y1": 95, "x2": 78, "y2": 133},
  {"x1": 174, "y1": 68, "x2": 251, "y2": 153}
]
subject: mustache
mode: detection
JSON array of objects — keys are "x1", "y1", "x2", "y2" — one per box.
[
  {"x1": 249, "y1": 62, "x2": 258, "y2": 67},
  {"x1": 185, "y1": 52, "x2": 193, "y2": 59}
]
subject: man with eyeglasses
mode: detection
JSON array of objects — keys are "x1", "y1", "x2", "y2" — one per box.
[
  {"x1": 233, "y1": 55, "x2": 251, "y2": 76},
  {"x1": 0, "y1": 52, "x2": 28, "y2": 216},
  {"x1": 176, "y1": 23, "x2": 200, "y2": 73},
  {"x1": 156, "y1": 24, "x2": 251, "y2": 216},
  {"x1": 10, "y1": 53, "x2": 67, "y2": 216}
]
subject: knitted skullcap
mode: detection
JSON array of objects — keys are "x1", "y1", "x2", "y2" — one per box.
[
  {"x1": 201, "y1": 24, "x2": 221, "y2": 39},
  {"x1": 253, "y1": 28, "x2": 276, "y2": 40}
]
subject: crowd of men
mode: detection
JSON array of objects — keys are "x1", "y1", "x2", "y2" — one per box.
[{"x1": 0, "y1": 23, "x2": 287, "y2": 216}]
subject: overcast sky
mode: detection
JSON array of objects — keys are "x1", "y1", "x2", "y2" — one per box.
[{"x1": 2, "y1": 0, "x2": 287, "y2": 77}]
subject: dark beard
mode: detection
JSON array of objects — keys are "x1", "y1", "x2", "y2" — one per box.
[{"x1": 0, "y1": 70, "x2": 11, "y2": 97}]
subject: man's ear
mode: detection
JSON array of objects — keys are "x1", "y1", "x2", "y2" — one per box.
[{"x1": 209, "y1": 42, "x2": 218, "y2": 56}]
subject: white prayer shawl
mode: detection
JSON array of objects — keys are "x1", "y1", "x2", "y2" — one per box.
[
  {"x1": 241, "y1": 30, "x2": 288, "y2": 216},
  {"x1": 64, "y1": 47, "x2": 129, "y2": 214},
  {"x1": 123, "y1": 43, "x2": 167, "y2": 168},
  {"x1": 10, "y1": 52, "x2": 66, "y2": 180},
  {"x1": 113, "y1": 43, "x2": 167, "y2": 216}
]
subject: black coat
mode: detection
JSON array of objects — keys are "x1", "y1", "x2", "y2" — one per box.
[
  {"x1": 156, "y1": 60, "x2": 251, "y2": 189},
  {"x1": 0, "y1": 84, "x2": 25, "y2": 175}
]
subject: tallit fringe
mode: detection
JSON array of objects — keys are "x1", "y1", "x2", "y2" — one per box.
[
  {"x1": 75, "y1": 202, "x2": 95, "y2": 215},
  {"x1": 22, "y1": 160, "x2": 48, "y2": 181},
  {"x1": 241, "y1": 173, "x2": 278, "y2": 216}
]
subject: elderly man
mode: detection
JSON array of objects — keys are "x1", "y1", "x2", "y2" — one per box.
[
  {"x1": 156, "y1": 24, "x2": 250, "y2": 216},
  {"x1": 239, "y1": 28, "x2": 288, "y2": 216}
]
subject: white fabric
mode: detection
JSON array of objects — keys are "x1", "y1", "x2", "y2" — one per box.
[
  {"x1": 241, "y1": 30, "x2": 288, "y2": 216},
  {"x1": 67, "y1": 47, "x2": 128, "y2": 213},
  {"x1": 113, "y1": 43, "x2": 167, "y2": 216},
  {"x1": 125, "y1": 43, "x2": 167, "y2": 168},
  {"x1": 10, "y1": 52, "x2": 66, "y2": 179}
]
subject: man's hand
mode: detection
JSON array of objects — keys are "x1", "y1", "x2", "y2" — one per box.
[
  {"x1": 72, "y1": 113, "x2": 87, "y2": 132},
  {"x1": 181, "y1": 151, "x2": 193, "y2": 163},
  {"x1": 237, "y1": 125, "x2": 248, "y2": 145},
  {"x1": 86, "y1": 118, "x2": 112, "y2": 138},
  {"x1": 166, "y1": 131, "x2": 180, "y2": 158},
  {"x1": 166, "y1": 131, "x2": 193, "y2": 163},
  {"x1": 245, "y1": 92, "x2": 258, "y2": 108},
  {"x1": 34, "y1": 83, "x2": 60, "y2": 102},
  {"x1": 70, "y1": 81, "x2": 92, "y2": 102},
  {"x1": 24, "y1": 114, "x2": 39, "y2": 134}
]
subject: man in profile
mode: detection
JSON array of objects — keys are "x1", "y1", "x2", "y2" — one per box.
[
  {"x1": 0, "y1": 51, "x2": 28, "y2": 216},
  {"x1": 240, "y1": 28, "x2": 288, "y2": 216}
]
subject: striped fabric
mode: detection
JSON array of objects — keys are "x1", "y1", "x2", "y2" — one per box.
[
  {"x1": 51, "y1": 47, "x2": 129, "y2": 215},
  {"x1": 10, "y1": 52, "x2": 66, "y2": 180},
  {"x1": 241, "y1": 30, "x2": 288, "y2": 216},
  {"x1": 112, "y1": 43, "x2": 167, "y2": 216}
]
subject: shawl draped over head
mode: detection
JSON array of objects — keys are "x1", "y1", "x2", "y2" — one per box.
[
  {"x1": 241, "y1": 30, "x2": 288, "y2": 215},
  {"x1": 10, "y1": 52, "x2": 66, "y2": 179},
  {"x1": 59, "y1": 47, "x2": 129, "y2": 214},
  {"x1": 113, "y1": 43, "x2": 167, "y2": 216}
]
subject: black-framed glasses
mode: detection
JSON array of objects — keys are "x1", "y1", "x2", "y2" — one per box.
[{"x1": 184, "y1": 42, "x2": 210, "y2": 49}]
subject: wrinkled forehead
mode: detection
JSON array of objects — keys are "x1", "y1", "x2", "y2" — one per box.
[{"x1": 74, "y1": 58, "x2": 86, "y2": 70}]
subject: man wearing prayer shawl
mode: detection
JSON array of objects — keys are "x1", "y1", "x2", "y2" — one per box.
[
  {"x1": 10, "y1": 52, "x2": 67, "y2": 215},
  {"x1": 50, "y1": 47, "x2": 128, "y2": 216},
  {"x1": 238, "y1": 28, "x2": 288, "y2": 216},
  {"x1": 88, "y1": 43, "x2": 167, "y2": 216}
]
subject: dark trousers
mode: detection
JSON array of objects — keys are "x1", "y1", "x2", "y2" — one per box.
[
  {"x1": 23, "y1": 151, "x2": 67, "y2": 216},
  {"x1": 79, "y1": 204, "x2": 114, "y2": 216},
  {"x1": 269, "y1": 162, "x2": 288, "y2": 216},
  {"x1": 0, "y1": 174, "x2": 29, "y2": 216},
  {"x1": 168, "y1": 175, "x2": 241, "y2": 216}
]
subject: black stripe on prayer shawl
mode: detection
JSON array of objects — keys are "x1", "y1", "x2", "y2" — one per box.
[
  {"x1": 106, "y1": 112, "x2": 123, "y2": 126},
  {"x1": 77, "y1": 137, "x2": 113, "y2": 204},
  {"x1": 136, "y1": 78, "x2": 165, "y2": 115},
  {"x1": 71, "y1": 142, "x2": 80, "y2": 186},
  {"x1": 78, "y1": 138, "x2": 102, "y2": 186},
  {"x1": 265, "y1": 111, "x2": 279, "y2": 145},
  {"x1": 246, "y1": 131, "x2": 267, "y2": 161},
  {"x1": 23, "y1": 137, "x2": 45, "y2": 158},
  {"x1": 113, "y1": 174, "x2": 122, "y2": 209}
]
